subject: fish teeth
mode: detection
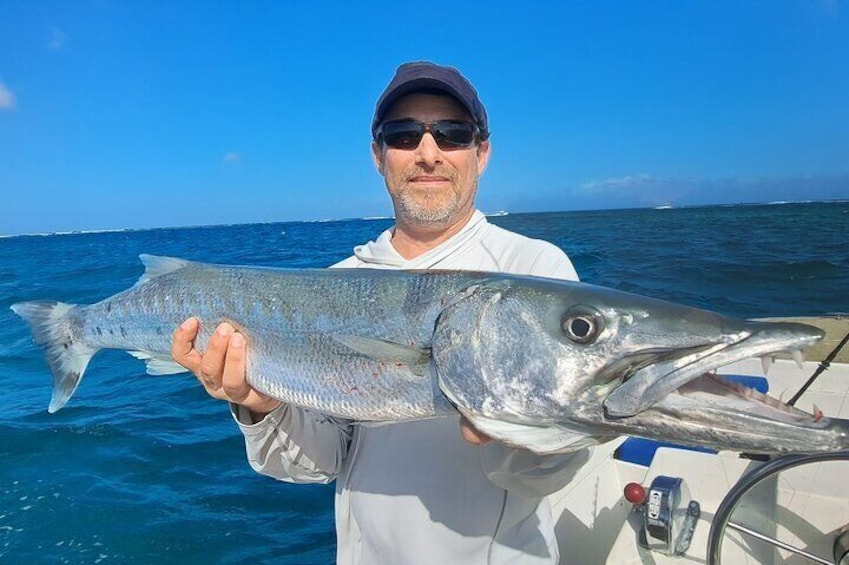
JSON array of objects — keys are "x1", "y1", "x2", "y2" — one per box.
[
  {"x1": 759, "y1": 351, "x2": 804, "y2": 374},
  {"x1": 791, "y1": 349, "x2": 805, "y2": 369}
]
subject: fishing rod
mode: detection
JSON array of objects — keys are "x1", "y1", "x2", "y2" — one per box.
[{"x1": 788, "y1": 318, "x2": 849, "y2": 407}]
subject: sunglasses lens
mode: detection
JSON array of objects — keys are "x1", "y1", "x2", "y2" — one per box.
[
  {"x1": 381, "y1": 121, "x2": 425, "y2": 150},
  {"x1": 380, "y1": 120, "x2": 478, "y2": 150},
  {"x1": 432, "y1": 122, "x2": 477, "y2": 148}
]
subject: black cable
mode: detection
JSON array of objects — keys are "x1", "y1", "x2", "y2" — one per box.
[{"x1": 787, "y1": 323, "x2": 849, "y2": 407}]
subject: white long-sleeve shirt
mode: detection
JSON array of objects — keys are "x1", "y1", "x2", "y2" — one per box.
[{"x1": 234, "y1": 210, "x2": 584, "y2": 564}]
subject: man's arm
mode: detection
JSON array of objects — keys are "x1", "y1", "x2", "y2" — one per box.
[
  {"x1": 172, "y1": 318, "x2": 352, "y2": 483},
  {"x1": 232, "y1": 402, "x2": 353, "y2": 484}
]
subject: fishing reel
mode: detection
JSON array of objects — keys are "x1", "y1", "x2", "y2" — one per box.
[{"x1": 624, "y1": 475, "x2": 701, "y2": 557}]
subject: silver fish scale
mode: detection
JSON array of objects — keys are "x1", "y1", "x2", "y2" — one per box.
[{"x1": 78, "y1": 263, "x2": 478, "y2": 421}]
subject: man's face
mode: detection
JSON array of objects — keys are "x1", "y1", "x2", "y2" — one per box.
[{"x1": 372, "y1": 93, "x2": 490, "y2": 228}]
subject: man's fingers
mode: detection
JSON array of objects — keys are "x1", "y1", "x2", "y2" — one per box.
[
  {"x1": 221, "y1": 332, "x2": 248, "y2": 401},
  {"x1": 171, "y1": 317, "x2": 202, "y2": 372},
  {"x1": 176, "y1": 320, "x2": 278, "y2": 414},
  {"x1": 460, "y1": 417, "x2": 492, "y2": 445},
  {"x1": 218, "y1": 334, "x2": 281, "y2": 414},
  {"x1": 200, "y1": 323, "x2": 234, "y2": 388}
]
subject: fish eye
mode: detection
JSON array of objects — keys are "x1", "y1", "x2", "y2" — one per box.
[{"x1": 561, "y1": 306, "x2": 604, "y2": 344}]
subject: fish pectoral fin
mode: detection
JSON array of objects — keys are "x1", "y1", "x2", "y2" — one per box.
[
  {"x1": 136, "y1": 255, "x2": 192, "y2": 285},
  {"x1": 332, "y1": 334, "x2": 431, "y2": 376},
  {"x1": 128, "y1": 351, "x2": 189, "y2": 375}
]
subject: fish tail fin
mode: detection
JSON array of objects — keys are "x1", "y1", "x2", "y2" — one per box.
[{"x1": 11, "y1": 301, "x2": 98, "y2": 413}]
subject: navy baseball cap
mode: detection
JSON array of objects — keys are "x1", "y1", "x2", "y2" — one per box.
[{"x1": 372, "y1": 61, "x2": 489, "y2": 141}]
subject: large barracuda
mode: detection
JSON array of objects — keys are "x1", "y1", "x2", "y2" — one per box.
[{"x1": 11, "y1": 255, "x2": 849, "y2": 455}]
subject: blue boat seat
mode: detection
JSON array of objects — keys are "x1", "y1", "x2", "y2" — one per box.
[{"x1": 614, "y1": 375, "x2": 769, "y2": 466}]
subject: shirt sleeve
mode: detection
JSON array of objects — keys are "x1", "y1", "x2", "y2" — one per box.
[{"x1": 232, "y1": 403, "x2": 353, "y2": 484}]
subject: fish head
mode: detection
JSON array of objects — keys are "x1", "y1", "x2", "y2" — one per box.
[
  {"x1": 433, "y1": 275, "x2": 739, "y2": 419},
  {"x1": 433, "y1": 274, "x2": 839, "y2": 454},
  {"x1": 432, "y1": 275, "x2": 667, "y2": 421}
]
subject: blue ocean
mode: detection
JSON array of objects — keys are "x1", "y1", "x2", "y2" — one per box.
[{"x1": 1, "y1": 202, "x2": 847, "y2": 564}]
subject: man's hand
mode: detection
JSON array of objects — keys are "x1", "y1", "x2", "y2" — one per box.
[
  {"x1": 171, "y1": 317, "x2": 281, "y2": 418},
  {"x1": 460, "y1": 416, "x2": 492, "y2": 445}
]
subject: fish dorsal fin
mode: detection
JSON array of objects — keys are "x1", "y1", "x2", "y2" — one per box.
[
  {"x1": 332, "y1": 334, "x2": 430, "y2": 376},
  {"x1": 137, "y1": 255, "x2": 192, "y2": 285}
]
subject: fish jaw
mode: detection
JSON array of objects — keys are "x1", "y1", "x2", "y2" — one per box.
[
  {"x1": 602, "y1": 320, "x2": 825, "y2": 417},
  {"x1": 567, "y1": 371, "x2": 849, "y2": 454}
]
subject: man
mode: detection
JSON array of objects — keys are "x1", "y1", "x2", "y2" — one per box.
[{"x1": 172, "y1": 61, "x2": 583, "y2": 564}]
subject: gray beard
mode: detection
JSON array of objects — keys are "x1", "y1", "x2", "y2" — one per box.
[{"x1": 395, "y1": 191, "x2": 461, "y2": 224}]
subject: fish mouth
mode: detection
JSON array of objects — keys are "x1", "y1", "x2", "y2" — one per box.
[
  {"x1": 603, "y1": 320, "x2": 825, "y2": 417},
  {"x1": 585, "y1": 366, "x2": 849, "y2": 455},
  {"x1": 664, "y1": 372, "x2": 822, "y2": 426}
]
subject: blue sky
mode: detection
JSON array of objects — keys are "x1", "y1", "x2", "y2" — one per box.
[{"x1": 1, "y1": 1, "x2": 847, "y2": 235}]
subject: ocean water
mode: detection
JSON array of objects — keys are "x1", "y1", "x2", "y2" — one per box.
[{"x1": 1, "y1": 202, "x2": 847, "y2": 563}]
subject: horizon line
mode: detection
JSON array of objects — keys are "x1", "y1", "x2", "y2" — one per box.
[{"x1": 2, "y1": 198, "x2": 847, "y2": 239}]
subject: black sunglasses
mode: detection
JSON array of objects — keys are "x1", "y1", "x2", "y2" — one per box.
[{"x1": 375, "y1": 119, "x2": 480, "y2": 150}]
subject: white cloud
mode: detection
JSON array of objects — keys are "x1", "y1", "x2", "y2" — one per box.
[
  {"x1": 0, "y1": 81, "x2": 16, "y2": 110},
  {"x1": 571, "y1": 173, "x2": 849, "y2": 208},
  {"x1": 47, "y1": 26, "x2": 67, "y2": 50},
  {"x1": 223, "y1": 152, "x2": 241, "y2": 162},
  {"x1": 576, "y1": 174, "x2": 692, "y2": 206},
  {"x1": 579, "y1": 174, "x2": 655, "y2": 194}
]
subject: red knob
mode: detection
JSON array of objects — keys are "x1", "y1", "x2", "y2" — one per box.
[{"x1": 624, "y1": 482, "x2": 646, "y2": 504}]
